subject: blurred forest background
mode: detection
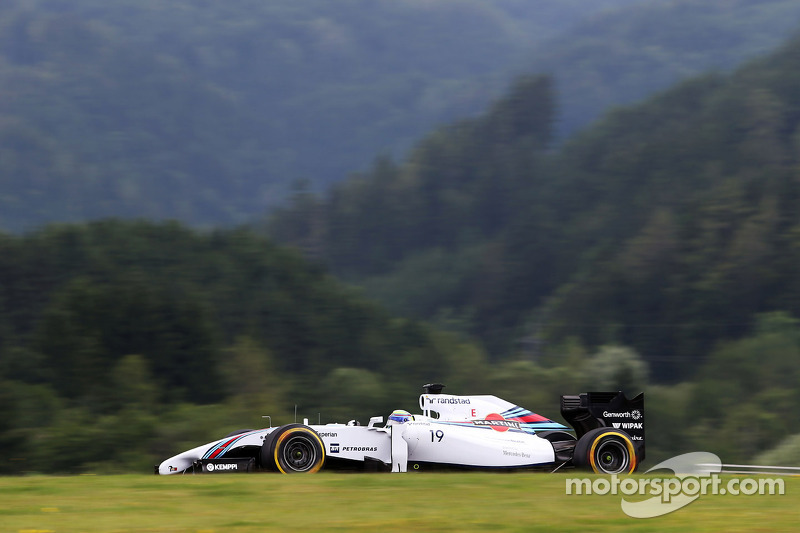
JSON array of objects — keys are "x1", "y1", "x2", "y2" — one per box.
[{"x1": 3, "y1": 0, "x2": 800, "y2": 473}]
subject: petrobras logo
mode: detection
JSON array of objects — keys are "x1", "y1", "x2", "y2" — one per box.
[
  {"x1": 330, "y1": 443, "x2": 340, "y2": 453},
  {"x1": 341, "y1": 446, "x2": 378, "y2": 452}
]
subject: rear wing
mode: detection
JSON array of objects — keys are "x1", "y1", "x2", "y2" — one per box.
[{"x1": 560, "y1": 391, "x2": 645, "y2": 463}]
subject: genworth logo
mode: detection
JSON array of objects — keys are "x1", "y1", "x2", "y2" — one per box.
[{"x1": 566, "y1": 452, "x2": 785, "y2": 518}]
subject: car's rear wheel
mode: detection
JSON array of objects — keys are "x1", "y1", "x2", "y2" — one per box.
[
  {"x1": 260, "y1": 424, "x2": 325, "y2": 474},
  {"x1": 572, "y1": 428, "x2": 636, "y2": 474}
]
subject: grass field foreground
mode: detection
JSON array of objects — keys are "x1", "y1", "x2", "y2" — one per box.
[{"x1": 0, "y1": 473, "x2": 796, "y2": 532}]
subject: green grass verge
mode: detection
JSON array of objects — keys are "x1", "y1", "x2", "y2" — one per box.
[{"x1": 0, "y1": 473, "x2": 796, "y2": 532}]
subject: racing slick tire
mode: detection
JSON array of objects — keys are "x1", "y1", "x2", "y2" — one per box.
[
  {"x1": 260, "y1": 424, "x2": 325, "y2": 474},
  {"x1": 572, "y1": 428, "x2": 637, "y2": 474}
]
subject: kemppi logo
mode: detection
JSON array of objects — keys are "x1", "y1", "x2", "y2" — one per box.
[{"x1": 206, "y1": 463, "x2": 238, "y2": 472}]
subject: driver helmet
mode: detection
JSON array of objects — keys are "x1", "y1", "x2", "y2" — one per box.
[{"x1": 388, "y1": 409, "x2": 412, "y2": 424}]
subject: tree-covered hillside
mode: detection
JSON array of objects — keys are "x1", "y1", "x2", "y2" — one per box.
[
  {"x1": 535, "y1": 36, "x2": 800, "y2": 378},
  {"x1": 4, "y1": 221, "x2": 798, "y2": 470},
  {"x1": 0, "y1": 220, "x2": 496, "y2": 472},
  {"x1": 0, "y1": 0, "x2": 649, "y2": 231},
  {"x1": 3, "y1": 221, "x2": 798, "y2": 470},
  {"x1": 269, "y1": 33, "x2": 800, "y2": 382},
  {"x1": 4, "y1": 0, "x2": 800, "y2": 230},
  {"x1": 531, "y1": 0, "x2": 800, "y2": 137},
  {"x1": 0, "y1": 220, "x2": 469, "y2": 402}
]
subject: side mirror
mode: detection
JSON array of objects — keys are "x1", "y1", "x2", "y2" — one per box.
[{"x1": 368, "y1": 416, "x2": 384, "y2": 428}]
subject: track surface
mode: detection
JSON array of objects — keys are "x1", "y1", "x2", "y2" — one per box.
[{"x1": 1, "y1": 473, "x2": 796, "y2": 532}]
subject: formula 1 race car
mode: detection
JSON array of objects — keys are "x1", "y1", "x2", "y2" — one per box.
[{"x1": 156, "y1": 384, "x2": 644, "y2": 475}]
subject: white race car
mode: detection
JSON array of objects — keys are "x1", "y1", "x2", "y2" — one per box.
[{"x1": 156, "y1": 384, "x2": 644, "y2": 475}]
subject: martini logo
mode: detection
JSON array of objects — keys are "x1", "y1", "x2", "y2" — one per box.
[{"x1": 473, "y1": 413, "x2": 521, "y2": 432}]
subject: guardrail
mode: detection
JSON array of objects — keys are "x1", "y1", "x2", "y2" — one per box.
[{"x1": 697, "y1": 463, "x2": 800, "y2": 476}]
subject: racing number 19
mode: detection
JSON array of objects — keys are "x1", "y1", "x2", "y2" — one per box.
[{"x1": 430, "y1": 429, "x2": 444, "y2": 442}]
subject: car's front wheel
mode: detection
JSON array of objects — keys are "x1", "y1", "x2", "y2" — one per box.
[{"x1": 261, "y1": 424, "x2": 325, "y2": 474}]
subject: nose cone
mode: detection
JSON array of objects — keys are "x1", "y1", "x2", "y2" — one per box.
[{"x1": 157, "y1": 455, "x2": 194, "y2": 475}]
